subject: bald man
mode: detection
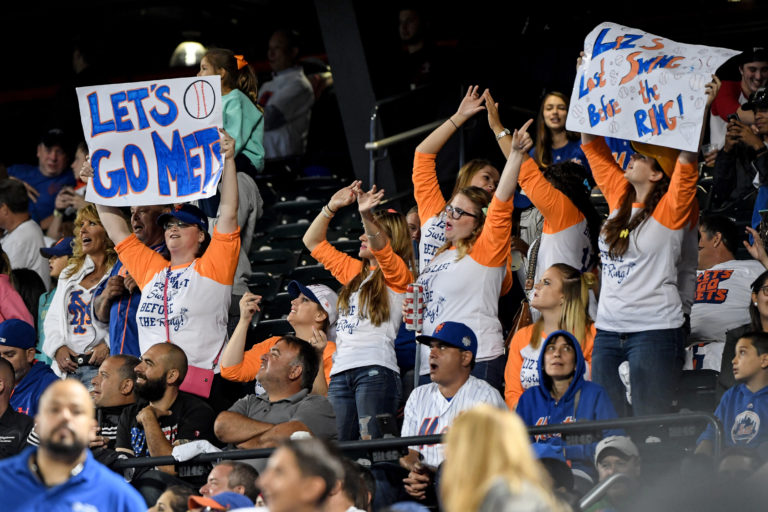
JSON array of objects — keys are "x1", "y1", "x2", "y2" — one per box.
[
  {"x1": 0, "y1": 357, "x2": 33, "y2": 458},
  {"x1": 115, "y1": 343, "x2": 217, "y2": 494},
  {"x1": 0, "y1": 379, "x2": 145, "y2": 510}
]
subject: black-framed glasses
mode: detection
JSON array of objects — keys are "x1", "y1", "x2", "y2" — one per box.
[
  {"x1": 759, "y1": 286, "x2": 768, "y2": 297},
  {"x1": 163, "y1": 220, "x2": 193, "y2": 230},
  {"x1": 445, "y1": 204, "x2": 478, "y2": 220}
]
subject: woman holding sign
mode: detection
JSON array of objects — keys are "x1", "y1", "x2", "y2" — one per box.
[
  {"x1": 580, "y1": 75, "x2": 721, "y2": 417},
  {"x1": 82, "y1": 130, "x2": 240, "y2": 404}
]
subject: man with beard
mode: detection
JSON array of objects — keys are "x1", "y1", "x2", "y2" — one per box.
[
  {"x1": 92, "y1": 205, "x2": 169, "y2": 357},
  {"x1": 0, "y1": 379, "x2": 145, "y2": 511},
  {"x1": 115, "y1": 343, "x2": 216, "y2": 500}
]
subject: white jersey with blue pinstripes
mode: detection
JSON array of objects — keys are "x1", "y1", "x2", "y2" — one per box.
[{"x1": 401, "y1": 376, "x2": 507, "y2": 467}]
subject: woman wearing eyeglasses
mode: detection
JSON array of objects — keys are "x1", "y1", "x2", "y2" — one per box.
[
  {"x1": 413, "y1": 86, "x2": 502, "y2": 272},
  {"x1": 413, "y1": 101, "x2": 534, "y2": 391},
  {"x1": 82, "y1": 130, "x2": 240, "y2": 396}
]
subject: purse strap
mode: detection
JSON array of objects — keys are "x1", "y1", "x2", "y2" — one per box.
[
  {"x1": 524, "y1": 236, "x2": 541, "y2": 292},
  {"x1": 163, "y1": 267, "x2": 222, "y2": 368}
]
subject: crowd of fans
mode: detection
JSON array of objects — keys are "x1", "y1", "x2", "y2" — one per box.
[{"x1": 4, "y1": 14, "x2": 768, "y2": 512}]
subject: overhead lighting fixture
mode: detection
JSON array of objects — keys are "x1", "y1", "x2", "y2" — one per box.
[{"x1": 170, "y1": 41, "x2": 207, "y2": 67}]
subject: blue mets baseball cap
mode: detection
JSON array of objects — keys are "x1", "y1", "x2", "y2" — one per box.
[
  {"x1": 416, "y1": 321, "x2": 478, "y2": 357},
  {"x1": 0, "y1": 319, "x2": 36, "y2": 350},
  {"x1": 40, "y1": 237, "x2": 74, "y2": 258},
  {"x1": 157, "y1": 203, "x2": 209, "y2": 231}
]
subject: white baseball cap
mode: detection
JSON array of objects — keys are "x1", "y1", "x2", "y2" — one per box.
[{"x1": 287, "y1": 281, "x2": 338, "y2": 327}]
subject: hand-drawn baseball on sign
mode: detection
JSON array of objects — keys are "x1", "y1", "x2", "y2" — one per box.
[{"x1": 184, "y1": 80, "x2": 216, "y2": 120}]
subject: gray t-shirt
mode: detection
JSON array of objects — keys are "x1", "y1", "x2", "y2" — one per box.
[{"x1": 229, "y1": 388, "x2": 338, "y2": 441}]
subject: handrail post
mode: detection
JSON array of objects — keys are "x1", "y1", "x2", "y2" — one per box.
[{"x1": 368, "y1": 105, "x2": 379, "y2": 188}]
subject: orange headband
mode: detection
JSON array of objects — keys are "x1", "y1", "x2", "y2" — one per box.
[{"x1": 234, "y1": 54, "x2": 248, "y2": 70}]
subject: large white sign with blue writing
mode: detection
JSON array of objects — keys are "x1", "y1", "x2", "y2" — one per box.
[
  {"x1": 567, "y1": 22, "x2": 739, "y2": 151},
  {"x1": 77, "y1": 76, "x2": 223, "y2": 206}
]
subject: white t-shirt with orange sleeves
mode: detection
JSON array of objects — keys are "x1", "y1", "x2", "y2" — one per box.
[
  {"x1": 311, "y1": 240, "x2": 412, "y2": 376},
  {"x1": 504, "y1": 323, "x2": 595, "y2": 410},
  {"x1": 115, "y1": 227, "x2": 240, "y2": 369},
  {"x1": 413, "y1": 152, "x2": 514, "y2": 294},
  {"x1": 583, "y1": 137, "x2": 697, "y2": 332},
  {"x1": 416, "y1": 194, "x2": 515, "y2": 375},
  {"x1": 519, "y1": 158, "x2": 595, "y2": 282}
]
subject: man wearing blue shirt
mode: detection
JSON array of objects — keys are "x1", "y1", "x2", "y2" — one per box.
[
  {"x1": 0, "y1": 379, "x2": 145, "y2": 511},
  {"x1": 7, "y1": 128, "x2": 76, "y2": 229}
]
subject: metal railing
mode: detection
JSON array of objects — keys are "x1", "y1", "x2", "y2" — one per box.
[{"x1": 111, "y1": 411, "x2": 722, "y2": 469}]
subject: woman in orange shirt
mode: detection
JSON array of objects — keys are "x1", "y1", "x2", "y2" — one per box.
[
  {"x1": 504, "y1": 263, "x2": 596, "y2": 410},
  {"x1": 303, "y1": 183, "x2": 414, "y2": 440}
]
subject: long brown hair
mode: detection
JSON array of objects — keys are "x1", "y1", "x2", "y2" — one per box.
[
  {"x1": 433, "y1": 186, "x2": 492, "y2": 261},
  {"x1": 203, "y1": 48, "x2": 262, "y2": 109},
  {"x1": 533, "y1": 92, "x2": 580, "y2": 167},
  {"x1": 749, "y1": 270, "x2": 768, "y2": 331},
  {"x1": 337, "y1": 210, "x2": 415, "y2": 326},
  {"x1": 64, "y1": 204, "x2": 118, "y2": 278},
  {"x1": 529, "y1": 263, "x2": 595, "y2": 350},
  {"x1": 601, "y1": 164, "x2": 670, "y2": 259}
]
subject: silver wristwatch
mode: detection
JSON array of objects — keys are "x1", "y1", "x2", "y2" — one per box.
[{"x1": 495, "y1": 128, "x2": 511, "y2": 141}]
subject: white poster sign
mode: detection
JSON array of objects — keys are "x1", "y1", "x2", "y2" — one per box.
[
  {"x1": 77, "y1": 76, "x2": 223, "y2": 206},
  {"x1": 567, "y1": 22, "x2": 739, "y2": 151}
]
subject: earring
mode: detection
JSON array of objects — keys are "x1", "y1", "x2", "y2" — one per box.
[{"x1": 755, "y1": 302, "x2": 759, "y2": 306}]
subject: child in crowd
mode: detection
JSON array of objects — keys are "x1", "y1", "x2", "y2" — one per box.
[{"x1": 697, "y1": 331, "x2": 768, "y2": 455}]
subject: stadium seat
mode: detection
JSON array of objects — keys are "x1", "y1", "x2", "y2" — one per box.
[
  {"x1": 284, "y1": 264, "x2": 339, "y2": 291},
  {"x1": 260, "y1": 292, "x2": 292, "y2": 321},
  {"x1": 248, "y1": 319, "x2": 293, "y2": 342},
  {"x1": 249, "y1": 249, "x2": 299, "y2": 277}
]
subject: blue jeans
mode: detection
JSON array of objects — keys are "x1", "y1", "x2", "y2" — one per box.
[
  {"x1": 66, "y1": 364, "x2": 99, "y2": 389},
  {"x1": 329, "y1": 365, "x2": 402, "y2": 441},
  {"x1": 592, "y1": 328, "x2": 685, "y2": 417}
]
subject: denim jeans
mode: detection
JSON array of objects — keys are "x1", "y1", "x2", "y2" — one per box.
[
  {"x1": 328, "y1": 365, "x2": 402, "y2": 441},
  {"x1": 66, "y1": 364, "x2": 99, "y2": 390},
  {"x1": 592, "y1": 328, "x2": 685, "y2": 417}
]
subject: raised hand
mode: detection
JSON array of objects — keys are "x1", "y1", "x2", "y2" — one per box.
[
  {"x1": 705, "y1": 74, "x2": 722, "y2": 108},
  {"x1": 239, "y1": 292, "x2": 262, "y2": 322},
  {"x1": 510, "y1": 119, "x2": 535, "y2": 154},
  {"x1": 484, "y1": 90, "x2": 503, "y2": 133},
  {"x1": 745, "y1": 226, "x2": 768, "y2": 267},
  {"x1": 454, "y1": 85, "x2": 487, "y2": 124},
  {"x1": 357, "y1": 184, "x2": 385, "y2": 215},
  {"x1": 328, "y1": 180, "x2": 362, "y2": 212},
  {"x1": 79, "y1": 156, "x2": 95, "y2": 182},
  {"x1": 219, "y1": 128, "x2": 236, "y2": 160}
]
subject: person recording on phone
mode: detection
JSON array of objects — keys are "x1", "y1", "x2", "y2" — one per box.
[{"x1": 710, "y1": 88, "x2": 768, "y2": 222}]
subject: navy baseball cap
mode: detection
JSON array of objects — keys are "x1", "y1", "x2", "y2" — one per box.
[
  {"x1": 416, "y1": 321, "x2": 477, "y2": 357},
  {"x1": 0, "y1": 319, "x2": 36, "y2": 350},
  {"x1": 513, "y1": 189, "x2": 532, "y2": 209},
  {"x1": 39, "y1": 128, "x2": 67, "y2": 149},
  {"x1": 40, "y1": 237, "x2": 74, "y2": 258},
  {"x1": 157, "y1": 203, "x2": 209, "y2": 231}
]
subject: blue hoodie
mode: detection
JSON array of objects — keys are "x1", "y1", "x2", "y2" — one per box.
[
  {"x1": 10, "y1": 360, "x2": 59, "y2": 416},
  {"x1": 698, "y1": 382, "x2": 768, "y2": 448},
  {"x1": 516, "y1": 330, "x2": 618, "y2": 474}
]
